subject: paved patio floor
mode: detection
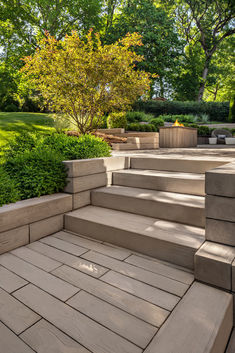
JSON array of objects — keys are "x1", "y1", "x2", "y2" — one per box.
[{"x1": 0, "y1": 230, "x2": 195, "y2": 353}]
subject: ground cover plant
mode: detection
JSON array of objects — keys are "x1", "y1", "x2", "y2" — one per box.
[{"x1": 1, "y1": 132, "x2": 111, "y2": 206}]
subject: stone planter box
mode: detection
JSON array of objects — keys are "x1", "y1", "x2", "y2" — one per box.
[
  {"x1": 159, "y1": 127, "x2": 197, "y2": 148},
  {"x1": 209, "y1": 137, "x2": 217, "y2": 145}
]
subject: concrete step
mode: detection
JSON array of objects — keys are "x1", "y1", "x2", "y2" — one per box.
[
  {"x1": 65, "y1": 206, "x2": 205, "y2": 269},
  {"x1": 91, "y1": 186, "x2": 205, "y2": 228},
  {"x1": 144, "y1": 281, "x2": 233, "y2": 353},
  {"x1": 130, "y1": 157, "x2": 225, "y2": 173},
  {"x1": 113, "y1": 169, "x2": 205, "y2": 196},
  {"x1": 112, "y1": 143, "x2": 159, "y2": 151}
]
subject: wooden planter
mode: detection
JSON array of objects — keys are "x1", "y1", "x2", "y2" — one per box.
[{"x1": 159, "y1": 127, "x2": 197, "y2": 148}]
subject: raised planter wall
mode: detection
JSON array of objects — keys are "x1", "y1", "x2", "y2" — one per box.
[
  {"x1": 63, "y1": 156, "x2": 129, "y2": 209},
  {"x1": 0, "y1": 156, "x2": 129, "y2": 255}
]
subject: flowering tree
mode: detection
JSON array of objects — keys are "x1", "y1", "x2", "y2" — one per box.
[{"x1": 22, "y1": 30, "x2": 151, "y2": 133}]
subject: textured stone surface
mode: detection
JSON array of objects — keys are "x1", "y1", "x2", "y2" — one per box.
[
  {"x1": 0, "y1": 193, "x2": 72, "y2": 232},
  {"x1": 63, "y1": 156, "x2": 129, "y2": 177},
  {"x1": 0, "y1": 265, "x2": 27, "y2": 293},
  {"x1": 64, "y1": 173, "x2": 108, "y2": 193},
  {"x1": 0, "y1": 322, "x2": 34, "y2": 353},
  {"x1": 0, "y1": 225, "x2": 29, "y2": 255},
  {"x1": 73, "y1": 190, "x2": 90, "y2": 209},
  {"x1": 206, "y1": 162, "x2": 235, "y2": 197},
  {"x1": 145, "y1": 282, "x2": 233, "y2": 353},
  {"x1": 206, "y1": 218, "x2": 235, "y2": 246},
  {"x1": 195, "y1": 241, "x2": 235, "y2": 290},
  {"x1": 206, "y1": 195, "x2": 235, "y2": 223},
  {"x1": 29, "y1": 214, "x2": 64, "y2": 242}
]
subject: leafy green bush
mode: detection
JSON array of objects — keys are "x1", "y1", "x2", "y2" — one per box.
[
  {"x1": 5, "y1": 132, "x2": 40, "y2": 158},
  {"x1": 125, "y1": 111, "x2": 154, "y2": 123},
  {"x1": 0, "y1": 167, "x2": 20, "y2": 207},
  {"x1": 4, "y1": 148, "x2": 67, "y2": 199},
  {"x1": 126, "y1": 123, "x2": 156, "y2": 132},
  {"x1": 107, "y1": 112, "x2": 127, "y2": 129},
  {"x1": 149, "y1": 118, "x2": 164, "y2": 130},
  {"x1": 157, "y1": 114, "x2": 195, "y2": 123},
  {"x1": 134, "y1": 101, "x2": 229, "y2": 121},
  {"x1": 4, "y1": 103, "x2": 19, "y2": 112},
  {"x1": 197, "y1": 126, "x2": 210, "y2": 136}
]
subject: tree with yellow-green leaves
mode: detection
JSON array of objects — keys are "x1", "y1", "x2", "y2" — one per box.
[{"x1": 22, "y1": 30, "x2": 152, "y2": 133}]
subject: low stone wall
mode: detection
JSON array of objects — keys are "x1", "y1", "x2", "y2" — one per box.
[
  {"x1": 63, "y1": 156, "x2": 129, "y2": 209},
  {"x1": 195, "y1": 161, "x2": 235, "y2": 323},
  {"x1": 0, "y1": 156, "x2": 129, "y2": 255},
  {"x1": 0, "y1": 193, "x2": 72, "y2": 254}
]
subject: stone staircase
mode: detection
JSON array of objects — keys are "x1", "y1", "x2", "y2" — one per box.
[{"x1": 64, "y1": 157, "x2": 226, "y2": 270}]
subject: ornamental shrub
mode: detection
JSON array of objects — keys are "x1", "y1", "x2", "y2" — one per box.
[
  {"x1": 107, "y1": 112, "x2": 127, "y2": 129},
  {"x1": 125, "y1": 111, "x2": 154, "y2": 123},
  {"x1": 149, "y1": 118, "x2": 164, "y2": 130},
  {"x1": 133, "y1": 101, "x2": 229, "y2": 121},
  {"x1": 127, "y1": 123, "x2": 156, "y2": 132},
  {"x1": 4, "y1": 148, "x2": 67, "y2": 200},
  {"x1": 197, "y1": 126, "x2": 210, "y2": 136},
  {"x1": 0, "y1": 167, "x2": 20, "y2": 207}
]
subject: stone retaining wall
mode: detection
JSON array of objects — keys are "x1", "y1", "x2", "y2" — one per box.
[{"x1": 0, "y1": 156, "x2": 129, "y2": 255}]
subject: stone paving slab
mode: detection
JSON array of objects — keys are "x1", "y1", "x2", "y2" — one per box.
[{"x1": 0, "y1": 230, "x2": 231, "y2": 353}]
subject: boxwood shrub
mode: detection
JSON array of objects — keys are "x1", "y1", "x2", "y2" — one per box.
[
  {"x1": 127, "y1": 123, "x2": 157, "y2": 132},
  {"x1": 0, "y1": 167, "x2": 20, "y2": 207}
]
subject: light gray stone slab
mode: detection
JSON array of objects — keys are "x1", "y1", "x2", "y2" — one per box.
[
  {"x1": 226, "y1": 328, "x2": 235, "y2": 353},
  {"x1": 0, "y1": 253, "x2": 79, "y2": 301},
  {"x1": 11, "y1": 246, "x2": 61, "y2": 272},
  {"x1": 52, "y1": 265, "x2": 169, "y2": 327},
  {"x1": 125, "y1": 255, "x2": 194, "y2": 285},
  {"x1": 206, "y1": 195, "x2": 235, "y2": 223},
  {"x1": 113, "y1": 169, "x2": 205, "y2": 196},
  {"x1": 40, "y1": 236, "x2": 88, "y2": 256},
  {"x1": 27, "y1": 242, "x2": 109, "y2": 278},
  {"x1": 130, "y1": 157, "x2": 225, "y2": 173},
  {"x1": 64, "y1": 173, "x2": 108, "y2": 193},
  {"x1": 65, "y1": 206, "x2": 204, "y2": 269},
  {"x1": 101, "y1": 270, "x2": 179, "y2": 311},
  {"x1": 68, "y1": 290, "x2": 157, "y2": 348},
  {"x1": 83, "y1": 251, "x2": 188, "y2": 297},
  {"x1": 145, "y1": 282, "x2": 233, "y2": 353},
  {"x1": 0, "y1": 287, "x2": 40, "y2": 334},
  {"x1": 195, "y1": 241, "x2": 235, "y2": 290},
  {"x1": 63, "y1": 156, "x2": 129, "y2": 177},
  {"x1": 73, "y1": 190, "x2": 91, "y2": 209},
  {"x1": 30, "y1": 214, "x2": 64, "y2": 242},
  {"x1": 0, "y1": 265, "x2": 27, "y2": 293},
  {"x1": 14, "y1": 284, "x2": 142, "y2": 353},
  {"x1": 92, "y1": 185, "x2": 205, "y2": 227},
  {"x1": 232, "y1": 260, "x2": 235, "y2": 292},
  {"x1": 20, "y1": 319, "x2": 91, "y2": 353},
  {"x1": 0, "y1": 193, "x2": 72, "y2": 232},
  {"x1": 206, "y1": 162, "x2": 235, "y2": 197},
  {"x1": 0, "y1": 322, "x2": 34, "y2": 353},
  {"x1": 0, "y1": 225, "x2": 29, "y2": 255},
  {"x1": 206, "y1": 218, "x2": 235, "y2": 246},
  {"x1": 54, "y1": 231, "x2": 131, "y2": 260}
]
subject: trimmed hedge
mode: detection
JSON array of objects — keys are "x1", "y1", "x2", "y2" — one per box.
[
  {"x1": 1, "y1": 132, "x2": 111, "y2": 206},
  {"x1": 127, "y1": 123, "x2": 157, "y2": 132},
  {"x1": 133, "y1": 101, "x2": 229, "y2": 121},
  {"x1": 107, "y1": 112, "x2": 127, "y2": 129}
]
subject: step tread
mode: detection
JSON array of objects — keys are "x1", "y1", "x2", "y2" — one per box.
[
  {"x1": 114, "y1": 169, "x2": 205, "y2": 180},
  {"x1": 144, "y1": 281, "x2": 233, "y2": 353},
  {"x1": 93, "y1": 186, "x2": 205, "y2": 208},
  {"x1": 66, "y1": 206, "x2": 204, "y2": 250}
]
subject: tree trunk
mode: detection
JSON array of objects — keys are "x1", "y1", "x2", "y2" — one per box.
[{"x1": 197, "y1": 57, "x2": 211, "y2": 101}]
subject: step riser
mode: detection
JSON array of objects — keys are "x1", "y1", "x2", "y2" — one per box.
[
  {"x1": 65, "y1": 215, "x2": 196, "y2": 269},
  {"x1": 113, "y1": 173, "x2": 205, "y2": 196},
  {"x1": 91, "y1": 192, "x2": 205, "y2": 228},
  {"x1": 130, "y1": 158, "x2": 225, "y2": 173}
]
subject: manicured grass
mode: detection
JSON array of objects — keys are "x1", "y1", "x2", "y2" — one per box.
[{"x1": 0, "y1": 112, "x2": 55, "y2": 155}]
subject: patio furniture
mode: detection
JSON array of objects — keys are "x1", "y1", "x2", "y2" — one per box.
[
  {"x1": 225, "y1": 137, "x2": 235, "y2": 145},
  {"x1": 211, "y1": 129, "x2": 232, "y2": 144}
]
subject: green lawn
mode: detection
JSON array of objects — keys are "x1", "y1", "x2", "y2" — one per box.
[{"x1": 0, "y1": 112, "x2": 56, "y2": 152}]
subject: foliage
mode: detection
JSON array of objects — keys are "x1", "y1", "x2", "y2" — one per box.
[
  {"x1": 134, "y1": 101, "x2": 230, "y2": 121},
  {"x1": 127, "y1": 123, "x2": 156, "y2": 132},
  {"x1": 107, "y1": 112, "x2": 127, "y2": 129},
  {"x1": 105, "y1": 0, "x2": 182, "y2": 98},
  {"x1": 228, "y1": 97, "x2": 235, "y2": 123},
  {"x1": 0, "y1": 166, "x2": 20, "y2": 207},
  {"x1": 22, "y1": 31, "x2": 151, "y2": 133},
  {"x1": 197, "y1": 126, "x2": 210, "y2": 136},
  {"x1": 4, "y1": 148, "x2": 67, "y2": 199},
  {"x1": 125, "y1": 111, "x2": 154, "y2": 123},
  {"x1": 149, "y1": 118, "x2": 164, "y2": 130}
]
